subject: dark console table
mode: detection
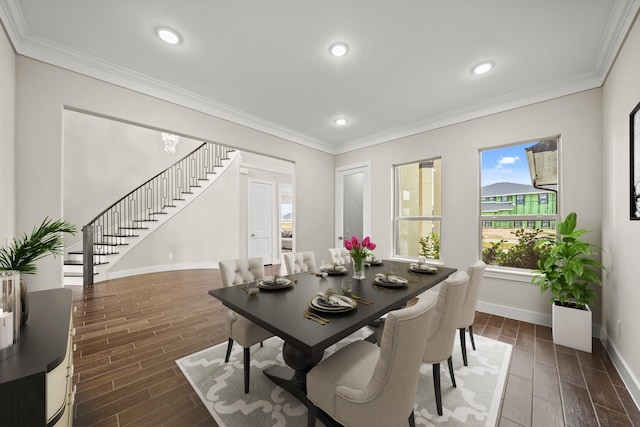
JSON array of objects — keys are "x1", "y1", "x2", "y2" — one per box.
[{"x1": 0, "y1": 288, "x2": 74, "y2": 426}]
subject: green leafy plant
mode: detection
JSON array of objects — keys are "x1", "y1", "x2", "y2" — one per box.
[
  {"x1": 419, "y1": 232, "x2": 440, "y2": 260},
  {"x1": 0, "y1": 217, "x2": 77, "y2": 274},
  {"x1": 532, "y1": 212, "x2": 604, "y2": 310},
  {"x1": 483, "y1": 228, "x2": 551, "y2": 269}
]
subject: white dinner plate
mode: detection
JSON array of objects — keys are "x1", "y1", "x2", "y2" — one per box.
[
  {"x1": 373, "y1": 275, "x2": 409, "y2": 288},
  {"x1": 320, "y1": 265, "x2": 348, "y2": 275},
  {"x1": 308, "y1": 295, "x2": 356, "y2": 313},
  {"x1": 409, "y1": 263, "x2": 438, "y2": 274},
  {"x1": 258, "y1": 277, "x2": 292, "y2": 289}
]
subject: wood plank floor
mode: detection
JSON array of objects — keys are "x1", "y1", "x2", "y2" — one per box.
[{"x1": 67, "y1": 269, "x2": 640, "y2": 427}]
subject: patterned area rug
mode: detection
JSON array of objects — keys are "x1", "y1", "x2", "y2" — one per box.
[{"x1": 176, "y1": 328, "x2": 512, "y2": 427}]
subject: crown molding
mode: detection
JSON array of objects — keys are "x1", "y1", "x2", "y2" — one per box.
[
  {"x1": 336, "y1": 70, "x2": 603, "y2": 154},
  {"x1": 2, "y1": 0, "x2": 639, "y2": 156}
]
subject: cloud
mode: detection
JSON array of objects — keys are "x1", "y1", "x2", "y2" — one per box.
[{"x1": 497, "y1": 155, "x2": 520, "y2": 167}]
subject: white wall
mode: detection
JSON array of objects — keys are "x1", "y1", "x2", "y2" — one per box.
[
  {"x1": 337, "y1": 89, "x2": 604, "y2": 326},
  {"x1": 110, "y1": 158, "x2": 242, "y2": 274},
  {"x1": 0, "y1": 24, "x2": 15, "y2": 244},
  {"x1": 602, "y1": 11, "x2": 640, "y2": 404},
  {"x1": 63, "y1": 110, "x2": 203, "y2": 248},
  {"x1": 15, "y1": 55, "x2": 335, "y2": 291}
]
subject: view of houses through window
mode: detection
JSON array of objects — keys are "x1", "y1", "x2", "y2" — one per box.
[
  {"x1": 394, "y1": 158, "x2": 442, "y2": 259},
  {"x1": 480, "y1": 137, "x2": 559, "y2": 269}
]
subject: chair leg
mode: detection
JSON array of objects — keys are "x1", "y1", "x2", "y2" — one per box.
[
  {"x1": 433, "y1": 363, "x2": 442, "y2": 416},
  {"x1": 244, "y1": 347, "x2": 250, "y2": 393},
  {"x1": 447, "y1": 356, "x2": 456, "y2": 388},
  {"x1": 224, "y1": 338, "x2": 233, "y2": 363},
  {"x1": 408, "y1": 409, "x2": 416, "y2": 427},
  {"x1": 307, "y1": 403, "x2": 317, "y2": 427},
  {"x1": 469, "y1": 325, "x2": 476, "y2": 351},
  {"x1": 459, "y1": 327, "x2": 468, "y2": 366},
  {"x1": 260, "y1": 341, "x2": 264, "y2": 348}
]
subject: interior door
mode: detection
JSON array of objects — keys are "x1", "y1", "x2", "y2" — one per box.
[
  {"x1": 248, "y1": 180, "x2": 275, "y2": 264},
  {"x1": 335, "y1": 163, "x2": 371, "y2": 248}
]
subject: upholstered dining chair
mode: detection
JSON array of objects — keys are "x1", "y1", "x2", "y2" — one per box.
[
  {"x1": 306, "y1": 291, "x2": 438, "y2": 427},
  {"x1": 457, "y1": 260, "x2": 487, "y2": 366},
  {"x1": 420, "y1": 270, "x2": 470, "y2": 416},
  {"x1": 327, "y1": 247, "x2": 350, "y2": 265},
  {"x1": 282, "y1": 251, "x2": 316, "y2": 275},
  {"x1": 218, "y1": 257, "x2": 274, "y2": 393}
]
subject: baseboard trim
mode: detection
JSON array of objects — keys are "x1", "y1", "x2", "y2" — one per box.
[
  {"x1": 601, "y1": 331, "x2": 640, "y2": 411},
  {"x1": 476, "y1": 301, "x2": 602, "y2": 338},
  {"x1": 476, "y1": 301, "x2": 552, "y2": 327},
  {"x1": 106, "y1": 263, "x2": 218, "y2": 281}
]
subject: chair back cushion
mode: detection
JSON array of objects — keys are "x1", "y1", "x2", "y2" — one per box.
[
  {"x1": 283, "y1": 251, "x2": 316, "y2": 274},
  {"x1": 219, "y1": 257, "x2": 265, "y2": 287},
  {"x1": 327, "y1": 247, "x2": 350, "y2": 265},
  {"x1": 333, "y1": 293, "x2": 437, "y2": 426},
  {"x1": 457, "y1": 260, "x2": 486, "y2": 329},
  {"x1": 423, "y1": 270, "x2": 470, "y2": 363}
]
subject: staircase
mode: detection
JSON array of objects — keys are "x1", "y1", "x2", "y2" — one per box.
[{"x1": 63, "y1": 142, "x2": 238, "y2": 285}]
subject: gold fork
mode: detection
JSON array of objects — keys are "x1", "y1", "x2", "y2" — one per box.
[
  {"x1": 351, "y1": 295, "x2": 373, "y2": 304},
  {"x1": 304, "y1": 313, "x2": 328, "y2": 325},
  {"x1": 372, "y1": 284, "x2": 395, "y2": 293},
  {"x1": 304, "y1": 310, "x2": 330, "y2": 323}
]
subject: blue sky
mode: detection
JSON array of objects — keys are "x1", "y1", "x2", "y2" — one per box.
[{"x1": 481, "y1": 142, "x2": 536, "y2": 187}]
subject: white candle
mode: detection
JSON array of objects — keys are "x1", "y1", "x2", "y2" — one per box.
[{"x1": 0, "y1": 311, "x2": 14, "y2": 349}]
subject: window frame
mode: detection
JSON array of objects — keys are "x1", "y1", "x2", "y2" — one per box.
[
  {"x1": 479, "y1": 136, "x2": 561, "y2": 272},
  {"x1": 393, "y1": 157, "x2": 442, "y2": 260}
]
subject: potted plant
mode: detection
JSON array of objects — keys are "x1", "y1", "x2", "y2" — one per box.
[
  {"x1": 0, "y1": 217, "x2": 76, "y2": 324},
  {"x1": 532, "y1": 212, "x2": 604, "y2": 352}
]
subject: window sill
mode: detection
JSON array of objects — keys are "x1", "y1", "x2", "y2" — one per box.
[{"x1": 485, "y1": 266, "x2": 541, "y2": 284}]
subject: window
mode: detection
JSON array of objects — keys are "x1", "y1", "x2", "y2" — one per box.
[
  {"x1": 394, "y1": 158, "x2": 441, "y2": 259},
  {"x1": 480, "y1": 137, "x2": 559, "y2": 269}
]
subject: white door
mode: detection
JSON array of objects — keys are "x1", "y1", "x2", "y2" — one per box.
[
  {"x1": 335, "y1": 163, "x2": 371, "y2": 248},
  {"x1": 248, "y1": 180, "x2": 275, "y2": 264}
]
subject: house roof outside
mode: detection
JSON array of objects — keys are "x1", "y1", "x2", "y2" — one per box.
[{"x1": 481, "y1": 182, "x2": 544, "y2": 198}]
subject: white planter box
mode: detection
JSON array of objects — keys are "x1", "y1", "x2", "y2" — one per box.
[{"x1": 552, "y1": 303, "x2": 592, "y2": 353}]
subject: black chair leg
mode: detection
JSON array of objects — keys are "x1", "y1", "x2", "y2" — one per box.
[
  {"x1": 307, "y1": 403, "x2": 317, "y2": 427},
  {"x1": 243, "y1": 347, "x2": 250, "y2": 393},
  {"x1": 224, "y1": 338, "x2": 233, "y2": 363},
  {"x1": 408, "y1": 409, "x2": 416, "y2": 427},
  {"x1": 433, "y1": 363, "x2": 442, "y2": 416},
  {"x1": 447, "y1": 356, "x2": 456, "y2": 388},
  {"x1": 460, "y1": 328, "x2": 468, "y2": 366},
  {"x1": 260, "y1": 341, "x2": 264, "y2": 348},
  {"x1": 469, "y1": 325, "x2": 476, "y2": 351}
]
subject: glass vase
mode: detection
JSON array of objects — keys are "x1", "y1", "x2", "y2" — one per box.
[
  {"x1": 352, "y1": 257, "x2": 366, "y2": 280},
  {"x1": 0, "y1": 270, "x2": 20, "y2": 359}
]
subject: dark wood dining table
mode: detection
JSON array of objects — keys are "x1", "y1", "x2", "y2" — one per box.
[{"x1": 208, "y1": 259, "x2": 456, "y2": 403}]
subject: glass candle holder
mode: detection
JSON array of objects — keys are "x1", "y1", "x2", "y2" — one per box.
[{"x1": 0, "y1": 270, "x2": 21, "y2": 359}]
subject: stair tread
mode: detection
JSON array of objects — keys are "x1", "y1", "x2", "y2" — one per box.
[{"x1": 104, "y1": 233, "x2": 139, "y2": 237}]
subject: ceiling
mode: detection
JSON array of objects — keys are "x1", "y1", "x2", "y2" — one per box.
[{"x1": 1, "y1": 0, "x2": 639, "y2": 154}]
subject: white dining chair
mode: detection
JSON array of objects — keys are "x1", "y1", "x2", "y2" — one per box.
[
  {"x1": 457, "y1": 260, "x2": 486, "y2": 366},
  {"x1": 420, "y1": 270, "x2": 469, "y2": 416},
  {"x1": 327, "y1": 247, "x2": 350, "y2": 265},
  {"x1": 282, "y1": 251, "x2": 316, "y2": 275},
  {"x1": 218, "y1": 257, "x2": 274, "y2": 393},
  {"x1": 306, "y1": 291, "x2": 438, "y2": 427}
]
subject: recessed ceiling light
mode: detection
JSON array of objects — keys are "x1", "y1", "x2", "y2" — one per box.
[
  {"x1": 158, "y1": 28, "x2": 181, "y2": 45},
  {"x1": 335, "y1": 118, "x2": 348, "y2": 126},
  {"x1": 473, "y1": 62, "x2": 493, "y2": 74},
  {"x1": 329, "y1": 42, "x2": 349, "y2": 57}
]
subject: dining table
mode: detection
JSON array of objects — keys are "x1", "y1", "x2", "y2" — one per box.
[{"x1": 208, "y1": 259, "x2": 456, "y2": 404}]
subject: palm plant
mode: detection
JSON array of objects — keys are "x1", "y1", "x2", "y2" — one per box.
[{"x1": 0, "y1": 217, "x2": 77, "y2": 274}]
